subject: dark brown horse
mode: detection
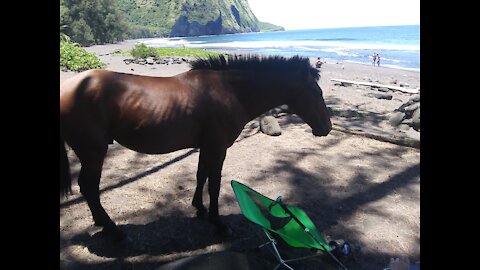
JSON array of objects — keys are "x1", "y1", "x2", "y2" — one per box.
[{"x1": 60, "y1": 55, "x2": 332, "y2": 241}]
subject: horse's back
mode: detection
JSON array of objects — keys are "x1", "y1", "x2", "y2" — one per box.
[
  {"x1": 60, "y1": 69, "x2": 252, "y2": 154},
  {"x1": 60, "y1": 69, "x2": 208, "y2": 154}
]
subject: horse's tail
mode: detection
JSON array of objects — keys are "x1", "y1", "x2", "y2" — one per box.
[{"x1": 60, "y1": 133, "x2": 72, "y2": 197}]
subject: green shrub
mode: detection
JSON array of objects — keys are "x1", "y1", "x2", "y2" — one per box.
[
  {"x1": 130, "y1": 43, "x2": 158, "y2": 59},
  {"x1": 60, "y1": 41, "x2": 106, "y2": 71}
]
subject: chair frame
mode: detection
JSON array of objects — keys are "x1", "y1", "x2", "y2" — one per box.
[{"x1": 258, "y1": 229, "x2": 327, "y2": 270}]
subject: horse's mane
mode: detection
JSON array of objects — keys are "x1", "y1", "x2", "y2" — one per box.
[{"x1": 190, "y1": 54, "x2": 320, "y2": 81}]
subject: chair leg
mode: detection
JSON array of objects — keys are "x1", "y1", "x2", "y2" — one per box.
[
  {"x1": 263, "y1": 230, "x2": 295, "y2": 270},
  {"x1": 271, "y1": 243, "x2": 294, "y2": 270},
  {"x1": 258, "y1": 238, "x2": 276, "y2": 249},
  {"x1": 273, "y1": 262, "x2": 294, "y2": 270},
  {"x1": 260, "y1": 230, "x2": 344, "y2": 270}
]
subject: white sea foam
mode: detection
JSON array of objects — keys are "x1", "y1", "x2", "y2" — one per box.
[
  {"x1": 143, "y1": 38, "x2": 190, "y2": 47},
  {"x1": 321, "y1": 48, "x2": 361, "y2": 57},
  {"x1": 143, "y1": 38, "x2": 419, "y2": 51},
  {"x1": 382, "y1": 64, "x2": 420, "y2": 72},
  {"x1": 343, "y1": 60, "x2": 420, "y2": 72}
]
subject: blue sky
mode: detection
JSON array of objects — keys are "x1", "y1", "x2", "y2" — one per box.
[{"x1": 248, "y1": 0, "x2": 420, "y2": 30}]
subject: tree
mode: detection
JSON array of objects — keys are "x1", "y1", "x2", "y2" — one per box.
[
  {"x1": 70, "y1": 19, "x2": 95, "y2": 46},
  {"x1": 60, "y1": 0, "x2": 128, "y2": 46}
]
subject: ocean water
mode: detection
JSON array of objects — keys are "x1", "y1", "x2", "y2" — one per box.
[{"x1": 142, "y1": 25, "x2": 420, "y2": 71}]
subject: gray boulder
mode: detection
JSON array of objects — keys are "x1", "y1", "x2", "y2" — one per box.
[
  {"x1": 411, "y1": 108, "x2": 420, "y2": 131},
  {"x1": 408, "y1": 94, "x2": 421, "y2": 103},
  {"x1": 396, "y1": 98, "x2": 420, "y2": 113},
  {"x1": 146, "y1": 57, "x2": 155, "y2": 65},
  {"x1": 248, "y1": 120, "x2": 259, "y2": 129},
  {"x1": 377, "y1": 87, "x2": 390, "y2": 92},
  {"x1": 365, "y1": 92, "x2": 393, "y2": 100},
  {"x1": 260, "y1": 116, "x2": 282, "y2": 136},
  {"x1": 389, "y1": 112, "x2": 406, "y2": 127},
  {"x1": 265, "y1": 105, "x2": 288, "y2": 117},
  {"x1": 404, "y1": 103, "x2": 420, "y2": 118},
  {"x1": 336, "y1": 109, "x2": 361, "y2": 118},
  {"x1": 401, "y1": 118, "x2": 413, "y2": 126}
]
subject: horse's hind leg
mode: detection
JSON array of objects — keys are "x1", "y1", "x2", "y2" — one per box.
[
  {"x1": 192, "y1": 149, "x2": 208, "y2": 218},
  {"x1": 76, "y1": 143, "x2": 125, "y2": 241}
]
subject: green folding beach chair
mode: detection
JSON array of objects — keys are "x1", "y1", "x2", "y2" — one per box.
[{"x1": 231, "y1": 180, "x2": 348, "y2": 270}]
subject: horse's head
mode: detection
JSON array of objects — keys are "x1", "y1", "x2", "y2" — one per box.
[{"x1": 286, "y1": 65, "x2": 332, "y2": 137}]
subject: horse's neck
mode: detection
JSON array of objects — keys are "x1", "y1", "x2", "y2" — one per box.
[{"x1": 232, "y1": 73, "x2": 290, "y2": 121}]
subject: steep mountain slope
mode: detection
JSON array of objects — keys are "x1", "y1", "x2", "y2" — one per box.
[{"x1": 117, "y1": 0, "x2": 284, "y2": 37}]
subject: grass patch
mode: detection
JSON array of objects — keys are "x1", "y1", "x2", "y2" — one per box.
[
  {"x1": 155, "y1": 47, "x2": 221, "y2": 58},
  {"x1": 129, "y1": 43, "x2": 221, "y2": 59}
]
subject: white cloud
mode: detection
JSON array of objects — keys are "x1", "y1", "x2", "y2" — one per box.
[{"x1": 248, "y1": 0, "x2": 420, "y2": 30}]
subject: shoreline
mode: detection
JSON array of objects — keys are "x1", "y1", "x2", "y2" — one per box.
[
  {"x1": 68, "y1": 39, "x2": 421, "y2": 92},
  {"x1": 213, "y1": 49, "x2": 420, "y2": 73},
  {"x1": 211, "y1": 49, "x2": 420, "y2": 73},
  {"x1": 75, "y1": 40, "x2": 420, "y2": 94},
  {"x1": 85, "y1": 36, "x2": 420, "y2": 72}
]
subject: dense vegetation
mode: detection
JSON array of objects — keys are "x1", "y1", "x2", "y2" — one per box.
[
  {"x1": 60, "y1": 0, "x2": 128, "y2": 46},
  {"x1": 117, "y1": 0, "x2": 283, "y2": 37},
  {"x1": 60, "y1": 0, "x2": 284, "y2": 46},
  {"x1": 60, "y1": 41, "x2": 106, "y2": 71},
  {"x1": 115, "y1": 0, "x2": 180, "y2": 38}
]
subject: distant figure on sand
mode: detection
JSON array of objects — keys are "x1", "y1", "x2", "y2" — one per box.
[
  {"x1": 372, "y1": 53, "x2": 377, "y2": 66},
  {"x1": 315, "y1": 57, "x2": 324, "y2": 69},
  {"x1": 376, "y1": 53, "x2": 381, "y2": 67}
]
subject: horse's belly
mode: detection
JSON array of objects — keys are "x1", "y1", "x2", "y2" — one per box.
[{"x1": 113, "y1": 124, "x2": 200, "y2": 154}]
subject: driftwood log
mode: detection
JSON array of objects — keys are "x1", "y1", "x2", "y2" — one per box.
[
  {"x1": 331, "y1": 78, "x2": 419, "y2": 94},
  {"x1": 332, "y1": 123, "x2": 419, "y2": 149}
]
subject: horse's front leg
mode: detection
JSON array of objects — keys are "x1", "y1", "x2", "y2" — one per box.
[
  {"x1": 192, "y1": 149, "x2": 208, "y2": 218},
  {"x1": 206, "y1": 148, "x2": 233, "y2": 236}
]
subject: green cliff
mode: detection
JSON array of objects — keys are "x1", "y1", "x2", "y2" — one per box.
[{"x1": 116, "y1": 0, "x2": 284, "y2": 37}]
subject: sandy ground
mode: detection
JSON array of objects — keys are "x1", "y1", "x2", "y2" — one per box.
[{"x1": 60, "y1": 40, "x2": 420, "y2": 270}]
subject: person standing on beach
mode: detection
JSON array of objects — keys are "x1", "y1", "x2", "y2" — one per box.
[
  {"x1": 315, "y1": 57, "x2": 324, "y2": 69},
  {"x1": 372, "y1": 52, "x2": 377, "y2": 66},
  {"x1": 376, "y1": 53, "x2": 381, "y2": 67}
]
